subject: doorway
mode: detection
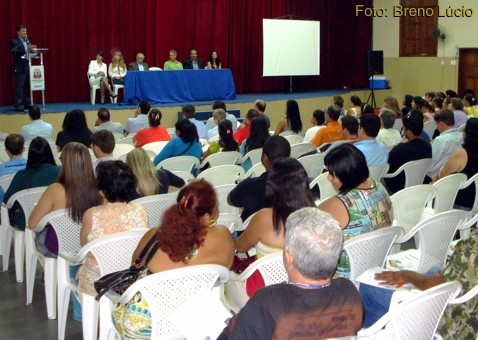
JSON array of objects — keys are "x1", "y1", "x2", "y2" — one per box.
[{"x1": 458, "y1": 48, "x2": 478, "y2": 97}]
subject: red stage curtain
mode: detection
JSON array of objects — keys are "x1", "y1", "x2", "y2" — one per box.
[{"x1": 0, "y1": 0, "x2": 371, "y2": 105}]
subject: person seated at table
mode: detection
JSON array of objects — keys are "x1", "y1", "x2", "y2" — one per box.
[
  {"x1": 126, "y1": 148, "x2": 185, "y2": 196},
  {"x1": 55, "y1": 109, "x2": 92, "y2": 152},
  {"x1": 318, "y1": 144, "x2": 393, "y2": 279},
  {"x1": 163, "y1": 49, "x2": 183, "y2": 70},
  {"x1": 128, "y1": 52, "x2": 149, "y2": 71},
  {"x1": 87, "y1": 51, "x2": 116, "y2": 104},
  {"x1": 108, "y1": 50, "x2": 127, "y2": 86},
  {"x1": 182, "y1": 48, "x2": 204, "y2": 70},
  {"x1": 206, "y1": 108, "x2": 227, "y2": 140},
  {"x1": 153, "y1": 119, "x2": 203, "y2": 166},
  {"x1": 206, "y1": 50, "x2": 221, "y2": 69},
  {"x1": 77, "y1": 160, "x2": 148, "y2": 296},
  {"x1": 133, "y1": 109, "x2": 171, "y2": 148},
  {"x1": 113, "y1": 179, "x2": 235, "y2": 338},
  {"x1": 203, "y1": 120, "x2": 239, "y2": 160}
]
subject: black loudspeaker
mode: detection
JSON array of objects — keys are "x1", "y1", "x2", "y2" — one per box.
[{"x1": 367, "y1": 50, "x2": 383, "y2": 76}]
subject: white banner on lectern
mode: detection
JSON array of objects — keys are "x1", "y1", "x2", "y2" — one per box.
[{"x1": 30, "y1": 65, "x2": 45, "y2": 90}]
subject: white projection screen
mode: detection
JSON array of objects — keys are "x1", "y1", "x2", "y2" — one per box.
[{"x1": 262, "y1": 19, "x2": 320, "y2": 77}]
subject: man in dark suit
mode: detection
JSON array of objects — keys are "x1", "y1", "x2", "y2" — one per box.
[
  {"x1": 128, "y1": 52, "x2": 149, "y2": 71},
  {"x1": 182, "y1": 49, "x2": 204, "y2": 70},
  {"x1": 10, "y1": 24, "x2": 36, "y2": 111}
]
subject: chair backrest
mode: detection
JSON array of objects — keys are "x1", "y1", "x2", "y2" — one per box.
[
  {"x1": 297, "y1": 153, "x2": 325, "y2": 179},
  {"x1": 197, "y1": 165, "x2": 245, "y2": 186},
  {"x1": 200, "y1": 151, "x2": 241, "y2": 168},
  {"x1": 234, "y1": 252, "x2": 287, "y2": 285},
  {"x1": 321, "y1": 140, "x2": 349, "y2": 155},
  {"x1": 391, "y1": 184, "x2": 437, "y2": 236},
  {"x1": 131, "y1": 193, "x2": 177, "y2": 229},
  {"x1": 4, "y1": 186, "x2": 47, "y2": 219},
  {"x1": 368, "y1": 163, "x2": 390, "y2": 181},
  {"x1": 359, "y1": 281, "x2": 461, "y2": 340},
  {"x1": 343, "y1": 226, "x2": 404, "y2": 286},
  {"x1": 120, "y1": 264, "x2": 229, "y2": 338},
  {"x1": 460, "y1": 172, "x2": 478, "y2": 215},
  {"x1": 283, "y1": 134, "x2": 304, "y2": 145},
  {"x1": 0, "y1": 174, "x2": 16, "y2": 193},
  {"x1": 423, "y1": 120, "x2": 437, "y2": 140},
  {"x1": 309, "y1": 172, "x2": 337, "y2": 201},
  {"x1": 392, "y1": 118, "x2": 403, "y2": 132},
  {"x1": 156, "y1": 155, "x2": 199, "y2": 173},
  {"x1": 171, "y1": 170, "x2": 195, "y2": 183},
  {"x1": 290, "y1": 143, "x2": 316, "y2": 159},
  {"x1": 142, "y1": 141, "x2": 168, "y2": 155},
  {"x1": 217, "y1": 213, "x2": 243, "y2": 233},
  {"x1": 214, "y1": 184, "x2": 240, "y2": 215},
  {"x1": 112, "y1": 143, "x2": 134, "y2": 158},
  {"x1": 116, "y1": 135, "x2": 135, "y2": 145},
  {"x1": 39, "y1": 209, "x2": 83, "y2": 255},
  {"x1": 431, "y1": 173, "x2": 467, "y2": 214},
  {"x1": 383, "y1": 158, "x2": 432, "y2": 189},
  {"x1": 241, "y1": 148, "x2": 262, "y2": 167},
  {"x1": 414, "y1": 210, "x2": 468, "y2": 273},
  {"x1": 242, "y1": 162, "x2": 266, "y2": 180}
]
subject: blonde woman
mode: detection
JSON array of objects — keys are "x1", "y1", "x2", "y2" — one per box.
[
  {"x1": 125, "y1": 148, "x2": 184, "y2": 197},
  {"x1": 382, "y1": 96, "x2": 402, "y2": 118},
  {"x1": 108, "y1": 50, "x2": 127, "y2": 86}
]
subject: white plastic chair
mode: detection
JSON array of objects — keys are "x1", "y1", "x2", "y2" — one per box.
[
  {"x1": 25, "y1": 209, "x2": 82, "y2": 319},
  {"x1": 99, "y1": 264, "x2": 230, "y2": 339},
  {"x1": 290, "y1": 142, "x2": 316, "y2": 158},
  {"x1": 116, "y1": 135, "x2": 135, "y2": 145},
  {"x1": 283, "y1": 134, "x2": 304, "y2": 145},
  {"x1": 217, "y1": 213, "x2": 244, "y2": 234},
  {"x1": 382, "y1": 158, "x2": 432, "y2": 189},
  {"x1": 142, "y1": 141, "x2": 168, "y2": 155},
  {"x1": 1, "y1": 187, "x2": 47, "y2": 283},
  {"x1": 131, "y1": 193, "x2": 177, "y2": 229},
  {"x1": 297, "y1": 153, "x2": 325, "y2": 179},
  {"x1": 390, "y1": 184, "x2": 437, "y2": 242},
  {"x1": 171, "y1": 170, "x2": 195, "y2": 183},
  {"x1": 278, "y1": 131, "x2": 295, "y2": 137},
  {"x1": 0, "y1": 174, "x2": 16, "y2": 255},
  {"x1": 240, "y1": 162, "x2": 266, "y2": 180},
  {"x1": 368, "y1": 163, "x2": 390, "y2": 181},
  {"x1": 88, "y1": 73, "x2": 101, "y2": 105},
  {"x1": 214, "y1": 184, "x2": 240, "y2": 215},
  {"x1": 149, "y1": 66, "x2": 162, "y2": 71},
  {"x1": 309, "y1": 172, "x2": 337, "y2": 202},
  {"x1": 423, "y1": 173, "x2": 467, "y2": 219},
  {"x1": 224, "y1": 252, "x2": 287, "y2": 313},
  {"x1": 197, "y1": 165, "x2": 245, "y2": 186},
  {"x1": 240, "y1": 148, "x2": 262, "y2": 167},
  {"x1": 166, "y1": 127, "x2": 176, "y2": 139},
  {"x1": 112, "y1": 143, "x2": 134, "y2": 158},
  {"x1": 390, "y1": 210, "x2": 467, "y2": 273},
  {"x1": 392, "y1": 118, "x2": 403, "y2": 132},
  {"x1": 199, "y1": 151, "x2": 241, "y2": 169},
  {"x1": 343, "y1": 226, "x2": 404, "y2": 287},
  {"x1": 321, "y1": 139, "x2": 349, "y2": 154},
  {"x1": 156, "y1": 155, "x2": 199, "y2": 173},
  {"x1": 357, "y1": 281, "x2": 461, "y2": 340},
  {"x1": 111, "y1": 83, "x2": 124, "y2": 104},
  {"x1": 57, "y1": 229, "x2": 147, "y2": 340},
  {"x1": 459, "y1": 172, "x2": 478, "y2": 216},
  {"x1": 423, "y1": 120, "x2": 437, "y2": 140}
]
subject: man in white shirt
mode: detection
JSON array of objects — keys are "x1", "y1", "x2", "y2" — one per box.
[
  {"x1": 427, "y1": 109, "x2": 463, "y2": 178},
  {"x1": 124, "y1": 100, "x2": 150, "y2": 135},
  {"x1": 20, "y1": 105, "x2": 53, "y2": 140},
  {"x1": 91, "y1": 108, "x2": 123, "y2": 135},
  {"x1": 304, "y1": 109, "x2": 325, "y2": 143},
  {"x1": 182, "y1": 104, "x2": 206, "y2": 139},
  {"x1": 205, "y1": 100, "x2": 237, "y2": 132},
  {"x1": 376, "y1": 109, "x2": 402, "y2": 148}
]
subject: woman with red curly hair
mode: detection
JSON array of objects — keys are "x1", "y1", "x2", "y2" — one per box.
[{"x1": 113, "y1": 179, "x2": 234, "y2": 338}]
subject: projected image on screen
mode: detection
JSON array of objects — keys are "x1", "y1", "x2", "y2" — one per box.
[{"x1": 262, "y1": 19, "x2": 320, "y2": 77}]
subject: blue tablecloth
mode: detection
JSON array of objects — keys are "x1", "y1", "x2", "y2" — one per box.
[{"x1": 121, "y1": 69, "x2": 236, "y2": 105}]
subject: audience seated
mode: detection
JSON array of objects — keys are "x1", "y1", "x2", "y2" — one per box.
[
  {"x1": 113, "y1": 179, "x2": 234, "y2": 338},
  {"x1": 310, "y1": 104, "x2": 343, "y2": 147},
  {"x1": 205, "y1": 101, "x2": 237, "y2": 132},
  {"x1": 28, "y1": 143, "x2": 102, "y2": 258},
  {"x1": 355, "y1": 113, "x2": 388, "y2": 166},
  {"x1": 228, "y1": 136, "x2": 291, "y2": 221},
  {"x1": 91, "y1": 108, "x2": 123, "y2": 134},
  {"x1": 3, "y1": 137, "x2": 59, "y2": 229},
  {"x1": 221, "y1": 207, "x2": 363, "y2": 338},
  {"x1": 20, "y1": 105, "x2": 53, "y2": 140},
  {"x1": 91, "y1": 130, "x2": 116, "y2": 174},
  {"x1": 77, "y1": 160, "x2": 147, "y2": 296},
  {"x1": 318, "y1": 115, "x2": 358, "y2": 153},
  {"x1": 124, "y1": 100, "x2": 151, "y2": 135},
  {"x1": 56, "y1": 109, "x2": 92, "y2": 152},
  {"x1": 203, "y1": 120, "x2": 239, "y2": 159},
  {"x1": 463, "y1": 94, "x2": 478, "y2": 117},
  {"x1": 133, "y1": 109, "x2": 170, "y2": 148},
  {"x1": 0, "y1": 134, "x2": 26, "y2": 177},
  {"x1": 433, "y1": 118, "x2": 478, "y2": 209},
  {"x1": 401, "y1": 94, "x2": 413, "y2": 116},
  {"x1": 448, "y1": 97, "x2": 468, "y2": 128},
  {"x1": 182, "y1": 104, "x2": 206, "y2": 139},
  {"x1": 206, "y1": 108, "x2": 227, "y2": 140},
  {"x1": 126, "y1": 148, "x2": 185, "y2": 196},
  {"x1": 382, "y1": 95, "x2": 402, "y2": 118},
  {"x1": 318, "y1": 144, "x2": 392, "y2": 278},
  {"x1": 360, "y1": 227, "x2": 478, "y2": 338},
  {"x1": 233, "y1": 109, "x2": 259, "y2": 146},
  {"x1": 324, "y1": 96, "x2": 347, "y2": 120},
  {"x1": 385, "y1": 110, "x2": 432, "y2": 194},
  {"x1": 426, "y1": 109, "x2": 463, "y2": 179},
  {"x1": 239, "y1": 116, "x2": 270, "y2": 171},
  {"x1": 274, "y1": 99, "x2": 303, "y2": 135},
  {"x1": 432, "y1": 95, "x2": 444, "y2": 113},
  {"x1": 347, "y1": 95, "x2": 362, "y2": 118},
  {"x1": 303, "y1": 109, "x2": 325, "y2": 143},
  {"x1": 376, "y1": 109, "x2": 402, "y2": 148},
  {"x1": 253, "y1": 99, "x2": 271, "y2": 128},
  {"x1": 153, "y1": 119, "x2": 203, "y2": 166},
  {"x1": 128, "y1": 52, "x2": 149, "y2": 71}
]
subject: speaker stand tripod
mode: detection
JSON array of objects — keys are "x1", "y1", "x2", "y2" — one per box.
[{"x1": 366, "y1": 74, "x2": 377, "y2": 108}]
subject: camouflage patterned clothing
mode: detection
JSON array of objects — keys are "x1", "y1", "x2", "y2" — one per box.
[{"x1": 439, "y1": 229, "x2": 478, "y2": 339}]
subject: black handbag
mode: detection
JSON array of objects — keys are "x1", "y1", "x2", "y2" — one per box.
[{"x1": 94, "y1": 235, "x2": 160, "y2": 300}]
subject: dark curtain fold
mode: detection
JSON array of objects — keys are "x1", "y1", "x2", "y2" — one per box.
[{"x1": 0, "y1": 0, "x2": 371, "y2": 105}]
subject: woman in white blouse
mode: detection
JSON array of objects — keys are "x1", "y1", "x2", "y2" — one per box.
[
  {"x1": 87, "y1": 51, "x2": 116, "y2": 104},
  {"x1": 108, "y1": 50, "x2": 127, "y2": 86}
]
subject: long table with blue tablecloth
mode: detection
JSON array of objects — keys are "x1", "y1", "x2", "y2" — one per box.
[{"x1": 121, "y1": 69, "x2": 236, "y2": 105}]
